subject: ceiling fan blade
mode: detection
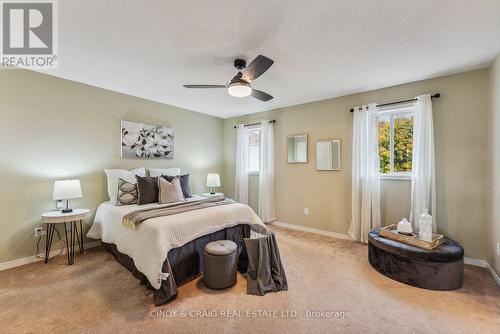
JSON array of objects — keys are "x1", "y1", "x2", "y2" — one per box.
[
  {"x1": 251, "y1": 89, "x2": 273, "y2": 101},
  {"x1": 230, "y1": 72, "x2": 243, "y2": 83},
  {"x1": 183, "y1": 85, "x2": 226, "y2": 88},
  {"x1": 242, "y1": 55, "x2": 274, "y2": 82}
]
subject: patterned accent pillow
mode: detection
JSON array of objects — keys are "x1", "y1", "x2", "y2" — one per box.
[{"x1": 117, "y1": 178, "x2": 138, "y2": 206}]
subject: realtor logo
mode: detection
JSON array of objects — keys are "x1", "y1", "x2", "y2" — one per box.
[{"x1": 1, "y1": 0, "x2": 58, "y2": 68}]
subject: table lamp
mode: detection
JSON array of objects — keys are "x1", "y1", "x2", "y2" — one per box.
[
  {"x1": 206, "y1": 174, "x2": 220, "y2": 194},
  {"x1": 53, "y1": 180, "x2": 83, "y2": 213}
]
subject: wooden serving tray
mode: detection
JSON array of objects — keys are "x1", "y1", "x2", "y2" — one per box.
[{"x1": 379, "y1": 224, "x2": 444, "y2": 250}]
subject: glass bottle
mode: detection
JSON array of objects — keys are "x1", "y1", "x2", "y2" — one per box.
[{"x1": 419, "y1": 209, "x2": 433, "y2": 242}]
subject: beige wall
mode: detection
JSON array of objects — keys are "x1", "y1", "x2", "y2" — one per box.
[
  {"x1": 0, "y1": 70, "x2": 224, "y2": 263},
  {"x1": 223, "y1": 69, "x2": 489, "y2": 260},
  {"x1": 487, "y1": 53, "x2": 500, "y2": 276}
]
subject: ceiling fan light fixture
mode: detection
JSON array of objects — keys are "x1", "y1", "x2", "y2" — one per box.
[
  {"x1": 227, "y1": 82, "x2": 252, "y2": 97},
  {"x1": 183, "y1": 55, "x2": 273, "y2": 101}
]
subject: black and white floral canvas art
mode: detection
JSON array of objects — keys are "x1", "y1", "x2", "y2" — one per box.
[{"x1": 121, "y1": 120, "x2": 174, "y2": 159}]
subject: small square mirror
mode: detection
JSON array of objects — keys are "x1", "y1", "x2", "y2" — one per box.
[
  {"x1": 316, "y1": 139, "x2": 341, "y2": 171},
  {"x1": 287, "y1": 134, "x2": 308, "y2": 163}
]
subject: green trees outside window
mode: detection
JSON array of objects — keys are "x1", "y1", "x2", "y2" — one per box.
[{"x1": 377, "y1": 112, "x2": 414, "y2": 174}]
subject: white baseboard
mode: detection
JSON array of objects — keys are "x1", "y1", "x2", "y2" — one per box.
[
  {"x1": 464, "y1": 257, "x2": 500, "y2": 287},
  {"x1": 271, "y1": 221, "x2": 353, "y2": 241},
  {"x1": 488, "y1": 265, "x2": 500, "y2": 287},
  {"x1": 0, "y1": 240, "x2": 101, "y2": 271},
  {"x1": 464, "y1": 257, "x2": 488, "y2": 268}
]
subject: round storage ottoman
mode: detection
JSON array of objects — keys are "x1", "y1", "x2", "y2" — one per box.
[{"x1": 203, "y1": 240, "x2": 238, "y2": 290}]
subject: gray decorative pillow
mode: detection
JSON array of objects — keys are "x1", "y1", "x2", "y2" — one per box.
[{"x1": 117, "y1": 178, "x2": 138, "y2": 206}]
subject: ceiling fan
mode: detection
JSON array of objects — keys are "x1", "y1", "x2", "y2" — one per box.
[{"x1": 183, "y1": 55, "x2": 274, "y2": 101}]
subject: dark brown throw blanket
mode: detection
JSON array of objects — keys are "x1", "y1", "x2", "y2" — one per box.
[
  {"x1": 122, "y1": 196, "x2": 234, "y2": 227},
  {"x1": 244, "y1": 232, "x2": 288, "y2": 295}
]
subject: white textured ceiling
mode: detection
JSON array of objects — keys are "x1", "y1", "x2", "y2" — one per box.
[{"x1": 39, "y1": 0, "x2": 500, "y2": 118}]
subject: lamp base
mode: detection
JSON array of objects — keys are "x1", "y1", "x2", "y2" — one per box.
[{"x1": 61, "y1": 208, "x2": 73, "y2": 214}]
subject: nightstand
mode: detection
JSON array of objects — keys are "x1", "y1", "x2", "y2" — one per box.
[
  {"x1": 41, "y1": 209, "x2": 90, "y2": 265},
  {"x1": 201, "y1": 192, "x2": 224, "y2": 198}
]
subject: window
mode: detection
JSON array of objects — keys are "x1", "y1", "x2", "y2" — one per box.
[
  {"x1": 377, "y1": 107, "x2": 414, "y2": 176},
  {"x1": 248, "y1": 128, "x2": 261, "y2": 173}
]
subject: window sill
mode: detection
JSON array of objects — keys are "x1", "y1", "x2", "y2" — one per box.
[
  {"x1": 380, "y1": 174, "x2": 411, "y2": 181},
  {"x1": 248, "y1": 172, "x2": 260, "y2": 176}
]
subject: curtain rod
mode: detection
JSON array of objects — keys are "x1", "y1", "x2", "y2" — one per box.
[
  {"x1": 233, "y1": 120, "x2": 276, "y2": 128},
  {"x1": 349, "y1": 93, "x2": 440, "y2": 112}
]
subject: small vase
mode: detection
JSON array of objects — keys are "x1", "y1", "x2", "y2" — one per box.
[{"x1": 419, "y1": 209, "x2": 433, "y2": 242}]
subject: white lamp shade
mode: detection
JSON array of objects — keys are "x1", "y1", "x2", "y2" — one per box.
[
  {"x1": 53, "y1": 180, "x2": 83, "y2": 200},
  {"x1": 206, "y1": 174, "x2": 220, "y2": 187}
]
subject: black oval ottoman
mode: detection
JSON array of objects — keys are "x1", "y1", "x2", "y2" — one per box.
[{"x1": 368, "y1": 228, "x2": 464, "y2": 290}]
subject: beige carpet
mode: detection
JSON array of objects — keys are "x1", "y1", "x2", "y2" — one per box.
[{"x1": 1, "y1": 225, "x2": 499, "y2": 334}]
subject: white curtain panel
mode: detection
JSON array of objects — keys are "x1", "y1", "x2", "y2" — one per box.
[
  {"x1": 410, "y1": 94, "x2": 437, "y2": 231},
  {"x1": 348, "y1": 104, "x2": 381, "y2": 243},
  {"x1": 235, "y1": 125, "x2": 249, "y2": 204},
  {"x1": 258, "y1": 120, "x2": 276, "y2": 223}
]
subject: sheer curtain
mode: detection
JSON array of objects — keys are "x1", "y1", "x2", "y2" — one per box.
[
  {"x1": 235, "y1": 125, "x2": 249, "y2": 204},
  {"x1": 348, "y1": 104, "x2": 381, "y2": 243},
  {"x1": 258, "y1": 120, "x2": 276, "y2": 223},
  {"x1": 410, "y1": 94, "x2": 436, "y2": 231}
]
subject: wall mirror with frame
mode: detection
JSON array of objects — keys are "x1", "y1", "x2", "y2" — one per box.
[
  {"x1": 316, "y1": 139, "x2": 341, "y2": 171},
  {"x1": 287, "y1": 134, "x2": 308, "y2": 163}
]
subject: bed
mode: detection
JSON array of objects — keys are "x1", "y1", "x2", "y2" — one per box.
[{"x1": 86, "y1": 195, "x2": 268, "y2": 305}]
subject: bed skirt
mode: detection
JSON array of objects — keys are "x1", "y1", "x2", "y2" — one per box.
[{"x1": 102, "y1": 224, "x2": 251, "y2": 305}]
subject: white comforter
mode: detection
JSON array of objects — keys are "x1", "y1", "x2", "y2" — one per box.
[{"x1": 86, "y1": 195, "x2": 265, "y2": 289}]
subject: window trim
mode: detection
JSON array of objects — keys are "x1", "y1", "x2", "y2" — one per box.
[
  {"x1": 380, "y1": 173, "x2": 411, "y2": 181},
  {"x1": 377, "y1": 106, "x2": 415, "y2": 177}
]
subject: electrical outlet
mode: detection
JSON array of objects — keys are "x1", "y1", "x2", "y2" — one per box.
[
  {"x1": 34, "y1": 227, "x2": 46, "y2": 238},
  {"x1": 497, "y1": 242, "x2": 500, "y2": 256},
  {"x1": 304, "y1": 208, "x2": 309, "y2": 216}
]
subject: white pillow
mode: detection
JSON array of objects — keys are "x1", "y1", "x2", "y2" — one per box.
[
  {"x1": 104, "y1": 168, "x2": 146, "y2": 204},
  {"x1": 149, "y1": 168, "x2": 181, "y2": 178}
]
